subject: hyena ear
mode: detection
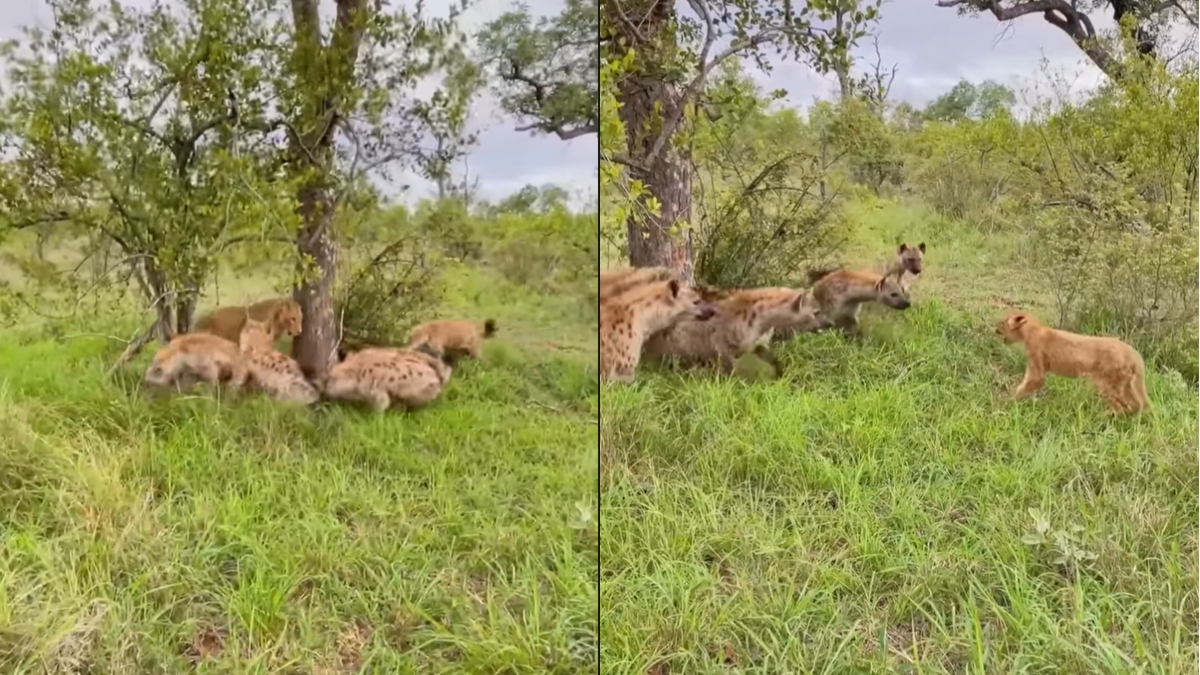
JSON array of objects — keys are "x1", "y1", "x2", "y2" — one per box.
[
  {"x1": 791, "y1": 294, "x2": 803, "y2": 312},
  {"x1": 874, "y1": 277, "x2": 885, "y2": 292},
  {"x1": 898, "y1": 243, "x2": 908, "y2": 253},
  {"x1": 667, "y1": 279, "x2": 681, "y2": 298},
  {"x1": 918, "y1": 242, "x2": 926, "y2": 253}
]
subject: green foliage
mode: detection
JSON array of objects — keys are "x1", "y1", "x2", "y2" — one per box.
[
  {"x1": 0, "y1": 0, "x2": 300, "y2": 331},
  {"x1": 686, "y1": 64, "x2": 846, "y2": 287},
  {"x1": 335, "y1": 233, "x2": 443, "y2": 350},
  {"x1": 478, "y1": 0, "x2": 598, "y2": 139},
  {"x1": 923, "y1": 79, "x2": 1016, "y2": 122}
]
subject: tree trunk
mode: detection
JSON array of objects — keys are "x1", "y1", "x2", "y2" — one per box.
[
  {"x1": 610, "y1": 0, "x2": 696, "y2": 283},
  {"x1": 291, "y1": 182, "x2": 339, "y2": 380},
  {"x1": 285, "y1": 0, "x2": 366, "y2": 379},
  {"x1": 833, "y1": 5, "x2": 852, "y2": 102}
]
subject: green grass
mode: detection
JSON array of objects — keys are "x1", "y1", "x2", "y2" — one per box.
[
  {"x1": 0, "y1": 264, "x2": 599, "y2": 673},
  {"x1": 599, "y1": 200, "x2": 1198, "y2": 674}
]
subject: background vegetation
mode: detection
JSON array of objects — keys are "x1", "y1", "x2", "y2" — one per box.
[
  {"x1": 599, "y1": 1, "x2": 1198, "y2": 672},
  {"x1": 0, "y1": 0, "x2": 600, "y2": 672}
]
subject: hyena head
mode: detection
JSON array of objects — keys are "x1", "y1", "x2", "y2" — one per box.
[
  {"x1": 661, "y1": 280, "x2": 716, "y2": 322},
  {"x1": 873, "y1": 273, "x2": 911, "y2": 310},
  {"x1": 996, "y1": 311, "x2": 1033, "y2": 344},
  {"x1": 896, "y1": 242, "x2": 926, "y2": 275},
  {"x1": 770, "y1": 289, "x2": 831, "y2": 333}
]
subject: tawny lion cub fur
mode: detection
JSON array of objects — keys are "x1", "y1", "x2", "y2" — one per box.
[
  {"x1": 195, "y1": 297, "x2": 304, "y2": 346},
  {"x1": 238, "y1": 319, "x2": 320, "y2": 405},
  {"x1": 806, "y1": 268, "x2": 911, "y2": 337},
  {"x1": 599, "y1": 266, "x2": 673, "y2": 303},
  {"x1": 407, "y1": 318, "x2": 497, "y2": 362},
  {"x1": 143, "y1": 333, "x2": 249, "y2": 392},
  {"x1": 996, "y1": 311, "x2": 1150, "y2": 415},
  {"x1": 600, "y1": 278, "x2": 715, "y2": 383},
  {"x1": 643, "y1": 287, "x2": 829, "y2": 373},
  {"x1": 321, "y1": 345, "x2": 452, "y2": 412}
]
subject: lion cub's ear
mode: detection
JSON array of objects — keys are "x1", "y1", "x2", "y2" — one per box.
[
  {"x1": 1010, "y1": 314, "x2": 1028, "y2": 329},
  {"x1": 873, "y1": 277, "x2": 886, "y2": 292}
]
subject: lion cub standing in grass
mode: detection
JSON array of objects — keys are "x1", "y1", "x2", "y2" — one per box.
[
  {"x1": 320, "y1": 344, "x2": 452, "y2": 412},
  {"x1": 804, "y1": 267, "x2": 911, "y2": 337},
  {"x1": 143, "y1": 333, "x2": 248, "y2": 393},
  {"x1": 600, "y1": 272, "x2": 715, "y2": 383},
  {"x1": 643, "y1": 286, "x2": 830, "y2": 373},
  {"x1": 195, "y1": 297, "x2": 303, "y2": 347},
  {"x1": 407, "y1": 318, "x2": 497, "y2": 363},
  {"x1": 996, "y1": 311, "x2": 1150, "y2": 415},
  {"x1": 238, "y1": 319, "x2": 320, "y2": 405}
]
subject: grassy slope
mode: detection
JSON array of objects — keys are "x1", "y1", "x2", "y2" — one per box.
[
  {"x1": 600, "y1": 200, "x2": 1198, "y2": 674},
  {"x1": 0, "y1": 264, "x2": 599, "y2": 673}
]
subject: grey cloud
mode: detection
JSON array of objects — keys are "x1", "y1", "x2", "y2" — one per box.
[{"x1": 747, "y1": 3, "x2": 1118, "y2": 111}]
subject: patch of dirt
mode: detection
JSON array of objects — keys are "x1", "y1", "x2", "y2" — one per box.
[
  {"x1": 181, "y1": 625, "x2": 226, "y2": 665},
  {"x1": 334, "y1": 619, "x2": 373, "y2": 673}
]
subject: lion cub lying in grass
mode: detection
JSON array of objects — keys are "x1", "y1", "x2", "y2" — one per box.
[
  {"x1": 996, "y1": 311, "x2": 1149, "y2": 415},
  {"x1": 195, "y1": 297, "x2": 303, "y2": 347}
]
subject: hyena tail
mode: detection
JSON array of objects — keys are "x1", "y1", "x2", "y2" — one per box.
[
  {"x1": 483, "y1": 319, "x2": 498, "y2": 338},
  {"x1": 806, "y1": 267, "x2": 840, "y2": 285}
]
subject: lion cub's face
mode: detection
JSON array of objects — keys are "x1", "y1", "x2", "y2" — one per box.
[
  {"x1": 274, "y1": 301, "x2": 304, "y2": 336},
  {"x1": 996, "y1": 312, "x2": 1030, "y2": 344}
]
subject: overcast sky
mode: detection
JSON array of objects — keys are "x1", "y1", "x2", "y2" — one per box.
[
  {"x1": 1, "y1": 1, "x2": 1184, "y2": 206},
  {"x1": 751, "y1": 2, "x2": 1130, "y2": 115}
]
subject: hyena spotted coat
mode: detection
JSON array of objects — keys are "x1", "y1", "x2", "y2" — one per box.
[
  {"x1": 643, "y1": 286, "x2": 830, "y2": 373},
  {"x1": 600, "y1": 278, "x2": 714, "y2": 383}
]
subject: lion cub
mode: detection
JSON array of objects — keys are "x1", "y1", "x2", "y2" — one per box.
[
  {"x1": 407, "y1": 318, "x2": 497, "y2": 362},
  {"x1": 195, "y1": 297, "x2": 303, "y2": 347},
  {"x1": 996, "y1": 311, "x2": 1150, "y2": 414},
  {"x1": 321, "y1": 344, "x2": 452, "y2": 412},
  {"x1": 643, "y1": 286, "x2": 829, "y2": 373},
  {"x1": 143, "y1": 333, "x2": 248, "y2": 393},
  {"x1": 600, "y1": 278, "x2": 715, "y2": 383},
  {"x1": 238, "y1": 319, "x2": 320, "y2": 405},
  {"x1": 807, "y1": 268, "x2": 910, "y2": 336}
]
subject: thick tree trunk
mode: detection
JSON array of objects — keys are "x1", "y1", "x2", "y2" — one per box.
[
  {"x1": 610, "y1": 0, "x2": 696, "y2": 283},
  {"x1": 291, "y1": 183, "x2": 339, "y2": 381}
]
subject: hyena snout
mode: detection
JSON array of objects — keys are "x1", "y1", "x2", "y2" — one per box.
[{"x1": 694, "y1": 302, "x2": 717, "y2": 321}]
